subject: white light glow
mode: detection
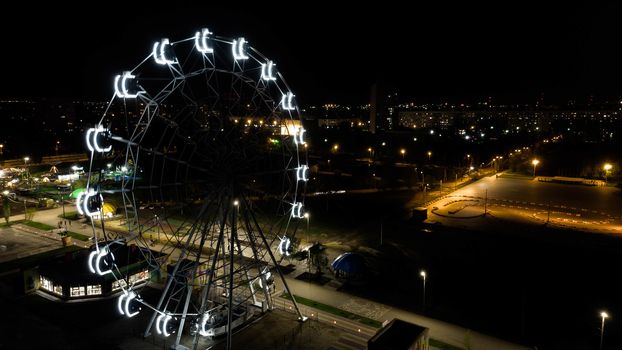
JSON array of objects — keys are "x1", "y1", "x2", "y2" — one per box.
[
  {"x1": 124, "y1": 290, "x2": 139, "y2": 317},
  {"x1": 261, "y1": 61, "x2": 277, "y2": 81},
  {"x1": 114, "y1": 71, "x2": 140, "y2": 98},
  {"x1": 156, "y1": 314, "x2": 164, "y2": 334},
  {"x1": 152, "y1": 38, "x2": 175, "y2": 65},
  {"x1": 232, "y1": 38, "x2": 249, "y2": 60},
  {"x1": 94, "y1": 246, "x2": 113, "y2": 276},
  {"x1": 81, "y1": 188, "x2": 103, "y2": 218},
  {"x1": 85, "y1": 128, "x2": 95, "y2": 152},
  {"x1": 86, "y1": 125, "x2": 112, "y2": 153},
  {"x1": 291, "y1": 202, "x2": 304, "y2": 218},
  {"x1": 199, "y1": 312, "x2": 211, "y2": 336},
  {"x1": 195, "y1": 28, "x2": 214, "y2": 53},
  {"x1": 293, "y1": 127, "x2": 306, "y2": 146},
  {"x1": 296, "y1": 165, "x2": 309, "y2": 182},
  {"x1": 281, "y1": 92, "x2": 295, "y2": 111},
  {"x1": 278, "y1": 236, "x2": 291, "y2": 256},
  {"x1": 76, "y1": 191, "x2": 86, "y2": 215},
  {"x1": 88, "y1": 250, "x2": 98, "y2": 274},
  {"x1": 117, "y1": 292, "x2": 126, "y2": 315},
  {"x1": 162, "y1": 314, "x2": 173, "y2": 337}
]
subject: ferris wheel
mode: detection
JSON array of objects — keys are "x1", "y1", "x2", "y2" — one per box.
[{"x1": 79, "y1": 28, "x2": 308, "y2": 349}]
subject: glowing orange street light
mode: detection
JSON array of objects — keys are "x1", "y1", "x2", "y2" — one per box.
[
  {"x1": 400, "y1": 149, "x2": 406, "y2": 159},
  {"x1": 532, "y1": 159, "x2": 540, "y2": 177},
  {"x1": 604, "y1": 163, "x2": 612, "y2": 183}
]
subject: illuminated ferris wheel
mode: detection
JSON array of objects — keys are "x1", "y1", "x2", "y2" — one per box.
[{"x1": 79, "y1": 28, "x2": 308, "y2": 349}]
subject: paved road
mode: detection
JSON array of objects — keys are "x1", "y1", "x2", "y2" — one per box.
[{"x1": 427, "y1": 174, "x2": 622, "y2": 234}]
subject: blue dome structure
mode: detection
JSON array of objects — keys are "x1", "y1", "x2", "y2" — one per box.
[{"x1": 331, "y1": 252, "x2": 367, "y2": 280}]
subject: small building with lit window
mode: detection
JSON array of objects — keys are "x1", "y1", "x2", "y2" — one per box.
[
  {"x1": 37, "y1": 244, "x2": 159, "y2": 301},
  {"x1": 368, "y1": 318, "x2": 429, "y2": 350}
]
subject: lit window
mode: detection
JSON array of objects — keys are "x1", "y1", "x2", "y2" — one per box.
[
  {"x1": 87, "y1": 284, "x2": 102, "y2": 296},
  {"x1": 40, "y1": 276, "x2": 53, "y2": 292},
  {"x1": 112, "y1": 279, "x2": 127, "y2": 292},
  {"x1": 53, "y1": 284, "x2": 63, "y2": 296},
  {"x1": 70, "y1": 286, "x2": 85, "y2": 297}
]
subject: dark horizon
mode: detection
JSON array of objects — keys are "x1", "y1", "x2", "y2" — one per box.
[{"x1": 2, "y1": 2, "x2": 622, "y2": 105}]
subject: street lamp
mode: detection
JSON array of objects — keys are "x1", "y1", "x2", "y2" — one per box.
[
  {"x1": 400, "y1": 149, "x2": 406, "y2": 159},
  {"x1": 333, "y1": 144, "x2": 339, "y2": 152},
  {"x1": 600, "y1": 311, "x2": 609, "y2": 350},
  {"x1": 419, "y1": 270, "x2": 427, "y2": 311},
  {"x1": 603, "y1": 163, "x2": 612, "y2": 183},
  {"x1": 532, "y1": 159, "x2": 540, "y2": 177},
  {"x1": 368, "y1": 147, "x2": 373, "y2": 158},
  {"x1": 23, "y1": 157, "x2": 30, "y2": 184},
  {"x1": 427, "y1": 151, "x2": 432, "y2": 161}
]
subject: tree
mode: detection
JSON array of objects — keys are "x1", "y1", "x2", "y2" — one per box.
[{"x1": 308, "y1": 243, "x2": 328, "y2": 275}]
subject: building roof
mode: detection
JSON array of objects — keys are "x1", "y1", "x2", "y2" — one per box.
[
  {"x1": 368, "y1": 318, "x2": 428, "y2": 350},
  {"x1": 38, "y1": 244, "x2": 156, "y2": 284},
  {"x1": 331, "y1": 252, "x2": 366, "y2": 274}
]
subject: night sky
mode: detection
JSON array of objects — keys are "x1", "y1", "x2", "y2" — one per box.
[{"x1": 2, "y1": 2, "x2": 621, "y2": 104}]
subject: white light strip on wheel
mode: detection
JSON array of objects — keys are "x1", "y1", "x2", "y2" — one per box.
[
  {"x1": 195, "y1": 29, "x2": 214, "y2": 53},
  {"x1": 117, "y1": 291, "x2": 127, "y2": 315},
  {"x1": 232, "y1": 37, "x2": 249, "y2": 60},
  {"x1": 278, "y1": 236, "x2": 291, "y2": 256},
  {"x1": 293, "y1": 127, "x2": 306, "y2": 146},
  {"x1": 153, "y1": 38, "x2": 175, "y2": 65},
  {"x1": 92, "y1": 125, "x2": 112, "y2": 152},
  {"x1": 156, "y1": 314, "x2": 164, "y2": 334},
  {"x1": 124, "y1": 290, "x2": 139, "y2": 317},
  {"x1": 199, "y1": 311, "x2": 211, "y2": 336},
  {"x1": 85, "y1": 125, "x2": 111, "y2": 153},
  {"x1": 261, "y1": 61, "x2": 276, "y2": 81},
  {"x1": 162, "y1": 315, "x2": 172, "y2": 337},
  {"x1": 114, "y1": 71, "x2": 140, "y2": 98},
  {"x1": 94, "y1": 246, "x2": 113, "y2": 275},
  {"x1": 296, "y1": 165, "x2": 309, "y2": 182},
  {"x1": 88, "y1": 250, "x2": 98, "y2": 274},
  {"x1": 85, "y1": 128, "x2": 96, "y2": 152},
  {"x1": 82, "y1": 189, "x2": 102, "y2": 218},
  {"x1": 76, "y1": 191, "x2": 86, "y2": 215},
  {"x1": 291, "y1": 202, "x2": 304, "y2": 218},
  {"x1": 281, "y1": 92, "x2": 295, "y2": 111}
]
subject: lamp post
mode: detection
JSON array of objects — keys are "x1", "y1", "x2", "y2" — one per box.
[
  {"x1": 427, "y1": 151, "x2": 432, "y2": 162},
  {"x1": 603, "y1": 163, "x2": 612, "y2": 183},
  {"x1": 532, "y1": 159, "x2": 539, "y2": 178},
  {"x1": 304, "y1": 212, "x2": 310, "y2": 243},
  {"x1": 600, "y1": 311, "x2": 609, "y2": 350},
  {"x1": 420, "y1": 270, "x2": 426, "y2": 312},
  {"x1": 400, "y1": 149, "x2": 406, "y2": 160},
  {"x1": 23, "y1": 156, "x2": 30, "y2": 184},
  {"x1": 368, "y1": 147, "x2": 373, "y2": 158}
]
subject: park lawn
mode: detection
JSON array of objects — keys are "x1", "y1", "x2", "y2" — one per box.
[
  {"x1": 23, "y1": 221, "x2": 90, "y2": 241},
  {"x1": 280, "y1": 292, "x2": 382, "y2": 328},
  {"x1": 23, "y1": 221, "x2": 55, "y2": 230},
  {"x1": 58, "y1": 211, "x2": 81, "y2": 220}
]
